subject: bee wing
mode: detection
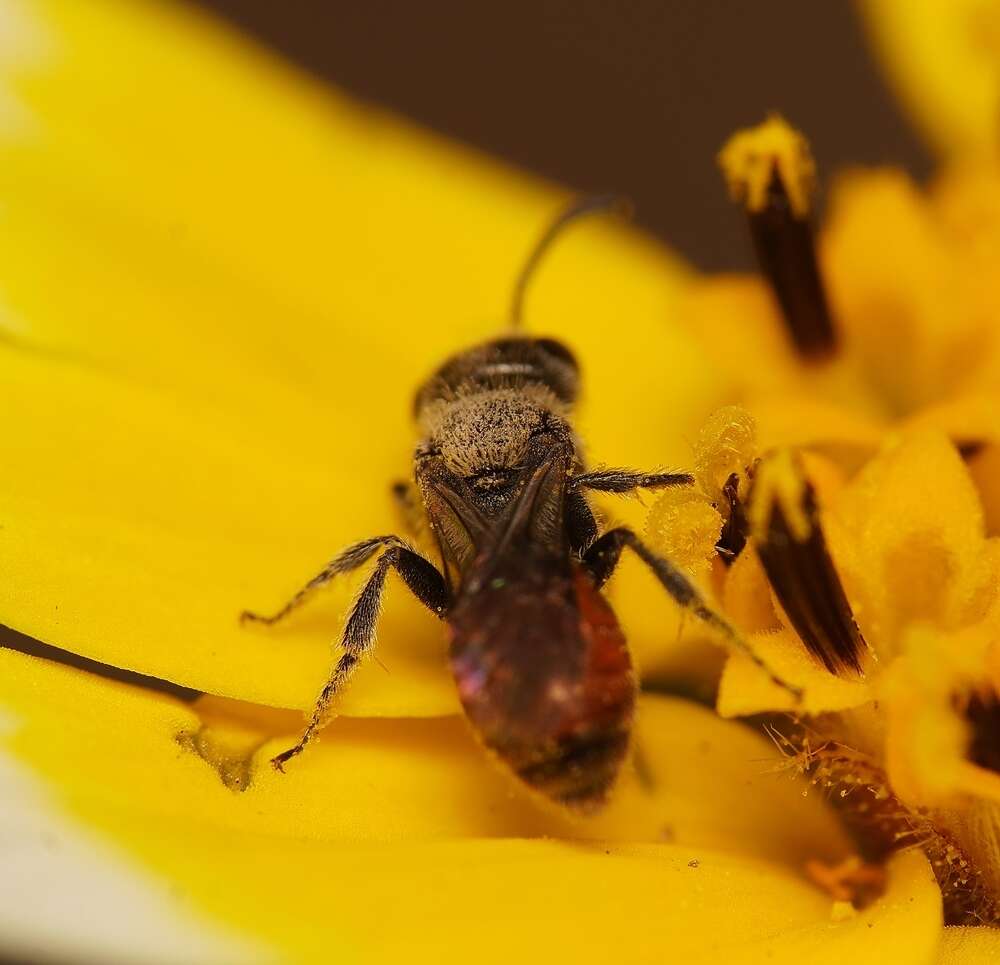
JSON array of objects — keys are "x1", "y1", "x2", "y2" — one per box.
[{"x1": 488, "y1": 454, "x2": 568, "y2": 558}]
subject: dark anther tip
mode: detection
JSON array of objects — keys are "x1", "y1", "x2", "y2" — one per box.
[{"x1": 752, "y1": 467, "x2": 867, "y2": 678}]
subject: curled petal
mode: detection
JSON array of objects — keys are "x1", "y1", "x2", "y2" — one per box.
[{"x1": 828, "y1": 432, "x2": 995, "y2": 656}]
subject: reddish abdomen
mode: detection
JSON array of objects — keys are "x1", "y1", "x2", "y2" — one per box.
[{"x1": 448, "y1": 562, "x2": 635, "y2": 812}]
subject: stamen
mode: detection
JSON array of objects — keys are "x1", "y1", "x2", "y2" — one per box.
[
  {"x1": 715, "y1": 472, "x2": 749, "y2": 562},
  {"x1": 692, "y1": 405, "x2": 757, "y2": 563},
  {"x1": 749, "y1": 451, "x2": 866, "y2": 676},
  {"x1": 768, "y1": 721, "x2": 1000, "y2": 926},
  {"x1": 718, "y1": 115, "x2": 837, "y2": 360}
]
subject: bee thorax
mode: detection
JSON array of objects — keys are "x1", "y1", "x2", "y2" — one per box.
[{"x1": 419, "y1": 387, "x2": 567, "y2": 478}]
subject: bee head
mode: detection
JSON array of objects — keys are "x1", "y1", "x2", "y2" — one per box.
[{"x1": 413, "y1": 336, "x2": 578, "y2": 417}]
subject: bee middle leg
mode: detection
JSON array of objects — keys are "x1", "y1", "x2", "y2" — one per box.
[
  {"x1": 270, "y1": 543, "x2": 450, "y2": 771},
  {"x1": 582, "y1": 526, "x2": 802, "y2": 700}
]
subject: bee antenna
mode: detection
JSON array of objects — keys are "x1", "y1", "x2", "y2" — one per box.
[{"x1": 508, "y1": 193, "x2": 633, "y2": 331}]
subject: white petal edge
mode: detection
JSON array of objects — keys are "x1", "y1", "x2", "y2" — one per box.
[{"x1": 0, "y1": 717, "x2": 271, "y2": 965}]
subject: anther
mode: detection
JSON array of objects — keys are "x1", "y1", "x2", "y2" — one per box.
[
  {"x1": 749, "y1": 450, "x2": 866, "y2": 676},
  {"x1": 718, "y1": 115, "x2": 837, "y2": 361}
]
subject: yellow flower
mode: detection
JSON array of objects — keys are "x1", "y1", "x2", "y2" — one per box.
[
  {"x1": 660, "y1": 413, "x2": 1000, "y2": 926},
  {"x1": 640, "y1": 4, "x2": 1000, "y2": 931},
  {"x1": 4, "y1": 0, "x2": 1000, "y2": 961},
  {"x1": 642, "y1": 13, "x2": 1000, "y2": 944},
  {"x1": 0, "y1": 0, "x2": 960, "y2": 962}
]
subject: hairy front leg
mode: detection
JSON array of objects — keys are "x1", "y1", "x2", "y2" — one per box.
[{"x1": 570, "y1": 469, "x2": 694, "y2": 495}]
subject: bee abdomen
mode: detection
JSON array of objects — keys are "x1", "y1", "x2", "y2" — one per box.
[
  {"x1": 513, "y1": 727, "x2": 631, "y2": 813},
  {"x1": 448, "y1": 563, "x2": 635, "y2": 814}
]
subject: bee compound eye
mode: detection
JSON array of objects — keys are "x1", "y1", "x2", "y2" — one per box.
[
  {"x1": 533, "y1": 338, "x2": 578, "y2": 372},
  {"x1": 531, "y1": 338, "x2": 579, "y2": 404}
]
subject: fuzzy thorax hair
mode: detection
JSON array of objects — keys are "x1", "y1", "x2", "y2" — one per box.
[{"x1": 418, "y1": 384, "x2": 569, "y2": 478}]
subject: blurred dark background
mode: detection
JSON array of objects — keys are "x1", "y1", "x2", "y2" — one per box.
[{"x1": 192, "y1": 0, "x2": 930, "y2": 270}]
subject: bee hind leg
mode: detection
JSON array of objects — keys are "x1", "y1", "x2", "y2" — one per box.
[
  {"x1": 582, "y1": 527, "x2": 802, "y2": 702},
  {"x1": 270, "y1": 544, "x2": 450, "y2": 771}
]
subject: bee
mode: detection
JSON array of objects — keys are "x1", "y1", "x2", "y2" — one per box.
[{"x1": 241, "y1": 196, "x2": 798, "y2": 813}]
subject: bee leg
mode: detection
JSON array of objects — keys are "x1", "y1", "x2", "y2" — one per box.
[
  {"x1": 570, "y1": 469, "x2": 694, "y2": 494},
  {"x1": 270, "y1": 545, "x2": 449, "y2": 771},
  {"x1": 583, "y1": 527, "x2": 802, "y2": 701},
  {"x1": 566, "y1": 488, "x2": 599, "y2": 554},
  {"x1": 240, "y1": 535, "x2": 413, "y2": 627}
]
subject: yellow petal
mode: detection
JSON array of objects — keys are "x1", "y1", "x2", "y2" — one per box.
[
  {"x1": 680, "y1": 275, "x2": 804, "y2": 398},
  {"x1": 0, "y1": 647, "x2": 851, "y2": 863},
  {"x1": 743, "y1": 850, "x2": 941, "y2": 965},
  {"x1": 967, "y1": 444, "x2": 1000, "y2": 536},
  {"x1": 938, "y1": 926, "x2": 1000, "y2": 964},
  {"x1": 0, "y1": 0, "x2": 703, "y2": 711},
  {"x1": 883, "y1": 621, "x2": 1000, "y2": 810},
  {"x1": 822, "y1": 168, "x2": 995, "y2": 419},
  {"x1": 603, "y1": 692, "x2": 854, "y2": 866},
  {"x1": 857, "y1": 0, "x2": 1000, "y2": 159},
  {"x1": 883, "y1": 630, "x2": 983, "y2": 809},
  {"x1": 905, "y1": 393, "x2": 1000, "y2": 448},
  {"x1": 717, "y1": 628, "x2": 872, "y2": 718},
  {"x1": 747, "y1": 395, "x2": 885, "y2": 455},
  {"x1": 828, "y1": 432, "x2": 995, "y2": 656},
  {"x1": 722, "y1": 548, "x2": 783, "y2": 633},
  {"x1": 676, "y1": 278, "x2": 890, "y2": 454},
  {"x1": 0, "y1": 647, "x2": 939, "y2": 964}
]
